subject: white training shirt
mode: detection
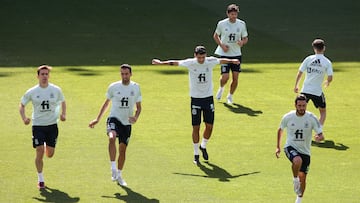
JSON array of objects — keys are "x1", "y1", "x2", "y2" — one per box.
[
  {"x1": 179, "y1": 57, "x2": 220, "y2": 98},
  {"x1": 280, "y1": 110, "x2": 322, "y2": 156},
  {"x1": 107, "y1": 81, "x2": 142, "y2": 125},
  {"x1": 214, "y1": 18, "x2": 248, "y2": 57},
  {"x1": 299, "y1": 54, "x2": 333, "y2": 96},
  {"x1": 21, "y1": 83, "x2": 65, "y2": 126}
]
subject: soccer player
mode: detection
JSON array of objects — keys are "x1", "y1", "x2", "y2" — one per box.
[
  {"x1": 276, "y1": 94, "x2": 324, "y2": 203},
  {"x1": 152, "y1": 46, "x2": 240, "y2": 164},
  {"x1": 213, "y1": 4, "x2": 248, "y2": 104},
  {"x1": 294, "y1": 39, "x2": 333, "y2": 127},
  {"x1": 19, "y1": 65, "x2": 66, "y2": 189},
  {"x1": 89, "y1": 64, "x2": 142, "y2": 186}
]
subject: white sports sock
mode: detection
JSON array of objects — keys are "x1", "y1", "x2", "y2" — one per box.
[
  {"x1": 193, "y1": 143, "x2": 199, "y2": 155},
  {"x1": 38, "y1": 172, "x2": 44, "y2": 182},
  {"x1": 227, "y1": 93, "x2": 233, "y2": 97},
  {"x1": 200, "y1": 138, "x2": 208, "y2": 148},
  {"x1": 117, "y1": 170, "x2": 122, "y2": 177},
  {"x1": 219, "y1": 87, "x2": 224, "y2": 91},
  {"x1": 111, "y1": 161, "x2": 116, "y2": 170},
  {"x1": 293, "y1": 176, "x2": 299, "y2": 182},
  {"x1": 295, "y1": 196, "x2": 302, "y2": 203}
]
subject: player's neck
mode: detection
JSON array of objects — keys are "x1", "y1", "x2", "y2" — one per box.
[
  {"x1": 122, "y1": 81, "x2": 130, "y2": 85},
  {"x1": 39, "y1": 82, "x2": 49, "y2": 88}
]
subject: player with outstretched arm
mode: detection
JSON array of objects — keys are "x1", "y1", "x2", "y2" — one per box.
[{"x1": 152, "y1": 45, "x2": 239, "y2": 164}]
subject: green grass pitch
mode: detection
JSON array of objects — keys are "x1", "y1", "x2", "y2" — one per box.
[{"x1": 0, "y1": 63, "x2": 359, "y2": 202}]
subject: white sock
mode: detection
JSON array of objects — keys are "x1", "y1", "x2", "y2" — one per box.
[
  {"x1": 293, "y1": 176, "x2": 299, "y2": 182},
  {"x1": 295, "y1": 196, "x2": 302, "y2": 203},
  {"x1": 219, "y1": 87, "x2": 224, "y2": 91},
  {"x1": 117, "y1": 170, "x2": 122, "y2": 177},
  {"x1": 38, "y1": 172, "x2": 44, "y2": 182},
  {"x1": 193, "y1": 143, "x2": 199, "y2": 155},
  {"x1": 111, "y1": 161, "x2": 116, "y2": 170},
  {"x1": 200, "y1": 138, "x2": 208, "y2": 148}
]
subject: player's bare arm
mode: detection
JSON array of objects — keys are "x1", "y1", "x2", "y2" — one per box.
[
  {"x1": 19, "y1": 103, "x2": 31, "y2": 125},
  {"x1": 294, "y1": 71, "x2": 303, "y2": 93},
  {"x1": 275, "y1": 128, "x2": 283, "y2": 158},
  {"x1": 129, "y1": 102, "x2": 142, "y2": 124},
  {"x1": 89, "y1": 99, "x2": 110, "y2": 128},
  {"x1": 219, "y1": 58, "x2": 240, "y2": 65},
  {"x1": 213, "y1": 32, "x2": 229, "y2": 52},
  {"x1": 237, "y1": 36, "x2": 248, "y2": 47},
  {"x1": 324, "y1": 75, "x2": 333, "y2": 88},
  {"x1": 314, "y1": 132, "x2": 325, "y2": 143},
  {"x1": 60, "y1": 101, "x2": 66, "y2": 121},
  {"x1": 152, "y1": 59, "x2": 179, "y2": 66}
]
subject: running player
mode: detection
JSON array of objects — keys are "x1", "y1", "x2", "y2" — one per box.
[
  {"x1": 89, "y1": 64, "x2": 142, "y2": 186},
  {"x1": 276, "y1": 94, "x2": 324, "y2": 203},
  {"x1": 19, "y1": 65, "x2": 66, "y2": 189},
  {"x1": 294, "y1": 39, "x2": 333, "y2": 127},
  {"x1": 214, "y1": 4, "x2": 248, "y2": 104},
  {"x1": 152, "y1": 45, "x2": 240, "y2": 164}
]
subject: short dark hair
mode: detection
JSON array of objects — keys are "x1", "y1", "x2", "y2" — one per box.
[
  {"x1": 37, "y1": 65, "x2": 52, "y2": 75},
  {"x1": 227, "y1": 4, "x2": 239, "y2": 13},
  {"x1": 120, "y1": 64, "x2": 132, "y2": 73},
  {"x1": 295, "y1": 94, "x2": 307, "y2": 104},
  {"x1": 312, "y1": 39, "x2": 325, "y2": 50},
  {"x1": 194, "y1": 45, "x2": 206, "y2": 55}
]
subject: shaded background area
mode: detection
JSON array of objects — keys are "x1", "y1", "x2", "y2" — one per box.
[{"x1": 0, "y1": 0, "x2": 359, "y2": 66}]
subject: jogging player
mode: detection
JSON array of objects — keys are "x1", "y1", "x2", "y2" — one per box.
[
  {"x1": 89, "y1": 64, "x2": 142, "y2": 186},
  {"x1": 294, "y1": 38, "x2": 333, "y2": 127},
  {"x1": 19, "y1": 65, "x2": 66, "y2": 189},
  {"x1": 276, "y1": 94, "x2": 324, "y2": 203},
  {"x1": 214, "y1": 4, "x2": 248, "y2": 104}
]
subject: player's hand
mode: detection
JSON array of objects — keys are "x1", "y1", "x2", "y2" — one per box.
[
  {"x1": 275, "y1": 147, "x2": 281, "y2": 158},
  {"x1": 23, "y1": 117, "x2": 31, "y2": 125},
  {"x1": 324, "y1": 80, "x2": 330, "y2": 88},
  {"x1": 237, "y1": 40, "x2": 244, "y2": 47},
  {"x1": 89, "y1": 119, "x2": 98, "y2": 128},
  {"x1": 232, "y1": 59, "x2": 240, "y2": 65},
  {"x1": 60, "y1": 114, "x2": 66, "y2": 121},
  {"x1": 314, "y1": 134, "x2": 325, "y2": 143},
  {"x1": 294, "y1": 87, "x2": 299, "y2": 93},
  {"x1": 220, "y1": 44, "x2": 229, "y2": 52},
  {"x1": 129, "y1": 116, "x2": 137, "y2": 124},
  {"x1": 152, "y1": 59, "x2": 161, "y2": 65}
]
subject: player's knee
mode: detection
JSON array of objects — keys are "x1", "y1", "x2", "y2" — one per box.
[{"x1": 293, "y1": 156, "x2": 302, "y2": 166}]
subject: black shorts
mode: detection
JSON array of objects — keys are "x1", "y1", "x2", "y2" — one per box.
[
  {"x1": 32, "y1": 124, "x2": 58, "y2": 148},
  {"x1": 219, "y1": 55, "x2": 242, "y2": 74},
  {"x1": 302, "y1": 92, "x2": 326, "y2": 108},
  {"x1": 191, "y1": 96, "x2": 215, "y2": 126},
  {"x1": 106, "y1": 117, "x2": 132, "y2": 145},
  {"x1": 284, "y1": 146, "x2": 311, "y2": 174}
]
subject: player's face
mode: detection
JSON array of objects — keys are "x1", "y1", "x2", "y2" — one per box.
[
  {"x1": 227, "y1": 11, "x2": 238, "y2": 23},
  {"x1": 195, "y1": 53, "x2": 206, "y2": 64},
  {"x1": 295, "y1": 100, "x2": 307, "y2": 116},
  {"x1": 37, "y1": 69, "x2": 49, "y2": 84},
  {"x1": 121, "y1": 68, "x2": 132, "y2": 84}
]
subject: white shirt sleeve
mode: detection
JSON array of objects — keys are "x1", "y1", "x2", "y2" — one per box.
[
  {"x1": 299, "y1": 57, "x2": 310, "y2": 72},
  {"x1": 310, "y1": 114, "x2": 322, "y2": 134},
  {"x1": 136, "y1": 85, "x2": 142, "y2": 103},
  {"x1": 241, "y1": 22, "x2": 248, "y2": 38},
  {"x1": 215, "y1": 21, "x2": 222, "y2": 35},
  {"x1": 279, "y1": 115, "x2": 288, "y2": 130},
  {"x1": 57, "y1": 88, "x2": 65, "y2": 102},
  {"x1": 21, "y1": 89, "x2": 32, "y2": 106},
  {"x1": 327, "y1": 62, "x2": 334, "y2": 76},
  {"x1": 106, "y1": 85, "x2": 113, "y2": 100},
  {"x1": 178, "y1": 58, "x2": 193, "y2": 68}
]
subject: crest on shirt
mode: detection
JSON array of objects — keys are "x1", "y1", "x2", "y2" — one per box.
[
  {"x1": 304, "y1": 121, "x2": 309, "y2": 128},
  {"x1": 130, "y1": 91, "x2": 135, "y2": 96},
  {"x1": 36, "y1": 95, "x2": 40, "y2": 98},
  {"x1": 117, "y1": 91, "x2": 121, "y2": 95},
  {"x1": 291, "y1": 123, "x2": 295, "y2": 127},
  {"x1": 237, "y1": 28, "x2": 240, "y2": 32},
  {"x1": 50, "y1": 93, "x2": 54, "y2": 99},
  {"x1": 206, "y1": 68, "x2": 209, "y2": 72}
]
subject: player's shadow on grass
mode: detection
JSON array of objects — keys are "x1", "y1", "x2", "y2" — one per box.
[
  {"x1": 311, "y1": 140, "x2": 349, "y2": 151},
  {"x1": 101, "y1": 186, "x2": 159, "y2": 203},
  {"x1": 223, "y1": 103, "x2": 263, "y2": 116},
  {"x1": 174, "y1": 162, "x2": 260, "y2": 182},
  {"x1": 33, "y1": 186, "x2": 80, "y2": 203},
  {"x1": 155, "y1": 69, "x2": 187, "y2": 75},
  {"x1": 65, "y1": 67, "x2": 101, "y2": 76}
]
